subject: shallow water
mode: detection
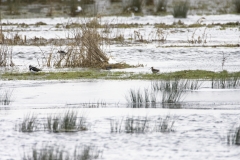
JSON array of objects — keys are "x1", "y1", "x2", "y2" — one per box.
[
  {"x1": 1, "y1": 108, "x2": 240, "y2": 160},
  {"x1": 1, "y1": 14, "x2": 240, "y2": 160}
]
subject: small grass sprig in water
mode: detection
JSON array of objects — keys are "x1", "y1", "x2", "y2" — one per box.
[
  {"x1": 110, "y1": 117, "x2": 124, "y2": 133},
  {"x1": 161, "y1": 79, "x2": 186, "y2": 103},
  {"x1": 154, "y1": 115, "x2": 176, "y2": 132},
  {"x1": 74, "y1": 145, "x2": 103, "y2": 160},
  {"x1": 126, "y1": 88, "x2": 157, "y2": 108},
  {"x1": 17, "y1": 113, "x2": 38, "y2": 132},
  {"x1": 124, "y1": 116, "x2": 149, "y2": 133},
  {"x1": 23, "y1": 144, "x2": 102, "y2": 160},
  {"x1": 212, "y1": 76, "x2": 240, "y2": 89},
  {"x1": 0, "y1": 88, "x2": 13, "y2": 105},
  {"x1": 46, "y1": 110, "x2": 87, "y2": 132},
  {"x1": 152, "y1": 79, "x2": 202, "y2": 92}
]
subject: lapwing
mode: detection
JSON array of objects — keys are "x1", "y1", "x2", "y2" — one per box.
[
  {"x1": 151, "y1": 67, "x2": 159, "y2": 73},
  {"x1": 29, "y1": 65, "x2": 41, "y2": 73}
]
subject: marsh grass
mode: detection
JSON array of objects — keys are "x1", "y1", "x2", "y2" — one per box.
[
  {"x1": 110, "y1": 117, "x2": 124, "y2": 133},
  {"x1": 161, "y1": 79, "x2": 187, "y2": 103},
  {"x1": 172, "y1": 1, "x2": 189, "y2": 18},
  {"x1": 0, "y1": 88, "x2": 13, "y2": 105},
  {"x1": 211, "y1": 71, "x2": 240, "y2": 89},
  {"x1": 23, "y1": 144, "x2": 102, "y2": 160},
  {"x1": 18, "y1": 113, "x2": 38, "y2": 132},
  {"x1": 151, "y1": 79, "x2": 190, "y2": 103},
  {"x1": 227, "y1": 126, "x2": 240, "y2": 145},
  {"x1": 152, "y1": 79, "x2": 202, "y2": 91},
  {"x1": 126, "y1": 88, "x2": 157, "y2": 108},
  {"x1": 112, "y1": 115, "x2": 176, "y2": 133},
  {"x1": 46, "y1": 110, "x2": 87, "y2": 132},
  {"x1": 74, "y1": 145, "x2": 102, "y2": 160},
  {"x1": 154, "y1": 115, "x2": 175, "y2": 132},
  {"x1": 125, "y1": 116, "x2": 149, "y2": 133},
  {"x1": 212, "y1": 76, "x2": 240, "y2": 89}
]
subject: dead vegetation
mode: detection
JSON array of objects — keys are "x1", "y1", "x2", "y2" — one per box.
[{"x1": 45, "y1": 18, "x2": 109, "y2": 68}]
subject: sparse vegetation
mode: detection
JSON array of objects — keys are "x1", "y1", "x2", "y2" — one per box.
[
  {"x1": 160, "y1": 79, "x2": 186, "y2": 103},
  {"x1": 110, "y1": 117, "x2": 124, "y2": 133},
  {"x1": 211, "y1": 76, "x2": 240, "y2": 89},
  {"x1": 125, "y1": 116, "x2": 149, "y2": 133},
  {"x1": 16, "y1": 110, "x2": 88, "y2": 133},
  {"x1": 126, "y1": 88, "x2": 156, "y2": 108},
  {"x1": 45, "y1": 110, "x2": 87, "y2": 132},
  {"x1": 0, "y1": 88, "x2": 13, "y2": 105},
  {"x1": 17, "y1": 113, "x2": 38, "y2": 132},
  {"x1": 153, "y1": 115, "x2": 175, "y2": 132},
  {"x1": 152, "y1": 79, "x2": 202, "y2": 92},
  {"x1": 23, "y1": 144, "x2": 102, "y2": 160},
  {"x1": 111, "y1": 115, "x2": 176, "y2": 133},
  {"x1": 187, "y1": 27, "x2": 209, "y2": 44}
]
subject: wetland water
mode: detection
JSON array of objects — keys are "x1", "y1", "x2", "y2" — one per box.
[{"x1": 0, "y1": 14, "x2": 240, "y2": 159}]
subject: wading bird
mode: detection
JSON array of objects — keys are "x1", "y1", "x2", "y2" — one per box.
[
  {"x1": 151, "y1": 67, "x2": 159, "y2": 73},
  {"x1": 29, "y1": 65, "x2": 41, "y2": 73}
]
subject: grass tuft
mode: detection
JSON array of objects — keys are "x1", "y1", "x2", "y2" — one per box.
[
  {"x1": 0, "y1": 88, "x2": 13, "y2": 105},
  {"x1": 110, "y1": 117, "x2": 124, "y2": 133},
  {"x1": 126, "y1": 88, "x2": 157, "y2": 108},
  {"x1": 153, "y1": 115, "x2": 175, "y2": 132},
  {"x1": 125, "y1": 116, "x2": 149, "y2": 133},
  {"x1": 17, "y1": 113, "x2": 38, "y2": 132},
  {"x1": 23, "y1": 144, "x2": 102, "y2": 160},
  {"x1": 46, "y1": 110, "x2": 87, "y2": 132}
]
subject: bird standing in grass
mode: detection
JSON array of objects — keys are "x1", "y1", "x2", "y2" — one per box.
[
  {"x1": 29, "y1": 65, "x2": 41, "y2": 73},
  {"x1": 151, "y1": 67, "x2": 159, "y2": 73}
]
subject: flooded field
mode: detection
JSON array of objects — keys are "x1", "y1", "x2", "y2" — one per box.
[{"x1": 0, "y1": 14, "x2": 240, "y2": 159}]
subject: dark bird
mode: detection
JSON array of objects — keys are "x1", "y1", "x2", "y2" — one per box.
[
  {"x1": 29, "y1": 65, "x2": 41, "y2": 72},
  {"x1": 57, "y1": 50, "x2": 67, "y2": 55},
  {"x1": 151, "y1": 67, "x2": 159, "y2": 73}
]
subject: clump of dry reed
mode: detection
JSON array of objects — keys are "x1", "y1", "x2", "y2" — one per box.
[{"x1": 47, "y1": 18, "x2": 109, "y2": 68}]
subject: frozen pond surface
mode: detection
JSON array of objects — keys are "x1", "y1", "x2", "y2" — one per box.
[{"x1": 1, "y1": 14, "x2": 240, "y2": 159}]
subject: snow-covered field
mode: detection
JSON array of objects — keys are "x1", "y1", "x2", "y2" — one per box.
[{"x1": 0, "y1": 14, "x2": 240, "y2": 159}]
